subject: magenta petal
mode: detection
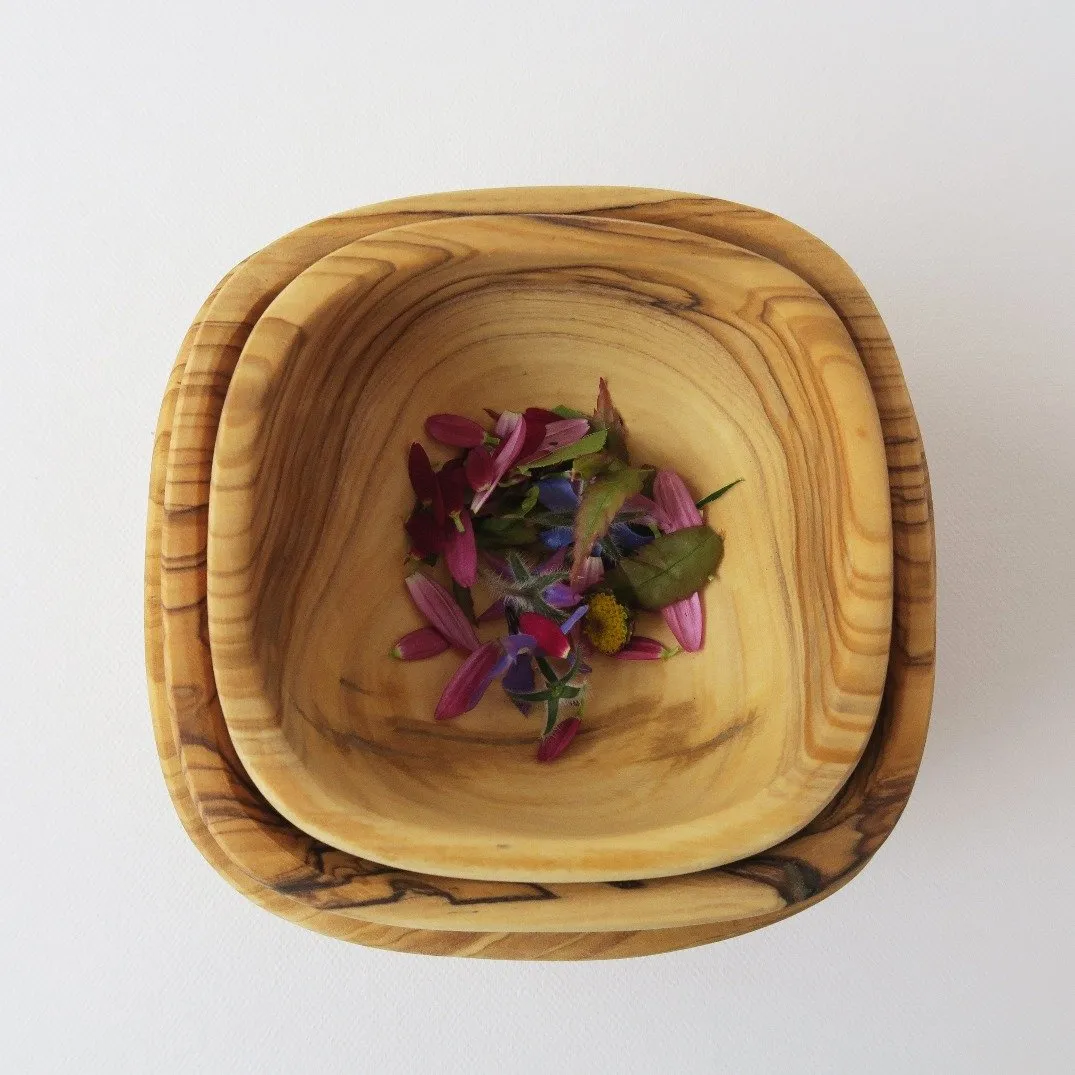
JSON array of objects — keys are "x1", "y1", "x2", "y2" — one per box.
[
  {"x1": 624, "y1": 493, "x2": 672, "y2": 533},
  {"x1": 405, "y1": 572, "x2": 480, "y2": 652},
  {"x1": 425, "y1": 413, "x2": 486, "y2": 448},
  {"x1": 472, "y1": 411, "x2": 526, "y2": 513},
  {"x1": 537, "y1": 418, "x2": 591, "y2": 453},
  {"x1": 392, "y1": 626, "x2": 450, "y2": 661},
  {"x1": 445, "y1": 510, "x2": 478, "y2": 587},
  {"x1": 653, "y1": 470, "x2": 702, "y2": 532},
  {"x1": 465, "y1": 445, "x2": 496, "y2": 492},
  {"x1": 435, "y1": 642, "x2": 502, "y2": 720},
  {"x1": 537, "y1": 717, "x2": 581, "y2": 762},
  {"x1": 661, "y1": 592, "x2": 704, "y2": 652},
  {"x1": 613, "y1": 635, "x2": 668, "y2": 661}
]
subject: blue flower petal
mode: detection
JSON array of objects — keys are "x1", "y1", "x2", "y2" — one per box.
[
  {"x1": 610, "y1": 522, "x2": 654, "y2": 550},
  {"x1": 540, "y1": 526, "x2": 575, "y2": 549},
  {"x1": 537, "y1": 477, "x2": 580, "y2": 512}
]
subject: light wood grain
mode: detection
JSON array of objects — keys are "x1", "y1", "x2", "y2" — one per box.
[
  {"x1": 207, "y1": 214, "x2": 892, "y2": 883},
  {"x1": 152, "y1": 188, "x2": 934, "y2": 951}
]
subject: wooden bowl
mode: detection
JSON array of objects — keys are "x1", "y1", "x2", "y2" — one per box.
[
  {"x1": 207, "y1": 214, "x2": 892, "y2": 883},
  {"x1": 153, "y1": 188, "x2": 934, "y2": 951}
]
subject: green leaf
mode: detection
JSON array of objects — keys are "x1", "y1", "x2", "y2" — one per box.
[
  {"x1": 543, "y1": 696, "x2": 561, "y2": 736},
  {"x1": 552, "y1": 404, "x2": 589, "y2": 419},
  {"x1": 517, "y1": 483, "x2": 540, "y2": 516},
  {"x1": 696, "y1": 479, "x2": 743, "y2": 509},
  {"x1": 596, "y1": 565, "x2": 636, "y2": 607},
  {"x1": 475, "y1": 520, "x2": 539, "y2": 548},
  {"x1": 571, "y1": 451, "x2": 615, "y2": 480},
  {"x1": 519, "y1": 428, "x2": 607, "y2": 472},
  {"x1": 569, "y1": 466, "x2": 645, "y2": 588},
  {"x1": 592, "y1": 378, "x2": 629, "y2": 462},
  {"x1": 508, "y1": 687, "x2": 557, "y2": 704},
  {"x1": 617, "y1": 525, "x2": 724, "y2": 610}
]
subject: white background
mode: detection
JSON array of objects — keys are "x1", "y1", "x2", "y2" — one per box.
[{"x1": 2, "y1": 2, "x2": 1073, "y2": 1072}]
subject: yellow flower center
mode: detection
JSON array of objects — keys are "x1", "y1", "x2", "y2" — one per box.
[{"x1": 583, "y1": 592, "x2": 632, "y2": 655}]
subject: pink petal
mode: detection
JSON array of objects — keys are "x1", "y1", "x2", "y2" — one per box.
[
  {"x1": 424, "y1": 413, "x2": 486, "y2": 448},
  {"x1": 661, "y1": 592, "x2": 704, "y2": 652},
  {"x1": 536, "y1": 418, "x2": 591, "y2": 453},
  {"x1": 445, "y1": 510, "x2": 478, "y2": 587},
  {"x1": 435, "y1": 641, "x2": 502, "y2": 720},
  {"x1": 614, "y1": 636, "x2": 672, "y2": 661},
  {"x1": 518, "y1": 612, "x2": 572, "y2": 660},
  {"x1": 405, "y1": 572, "x2": 480, "y2": 652},
  {"x1": 472, "y1": 411, "x2": 527, "y2": 513},
  {"x1": 653, "y1": 470, "x2": 702, "y2": 532},
  {"x1": 537, "y1": 717, "x2": 581, "y2": 762},
  {"x1": 392, "y1": 627, "x2": 450, "y2": 661},
  {"x1": 624, "y1": 493, "x2": 672, "y2": 532},
  {"x1": 575, "y1": 555, "x2": 605, "y2": 590},
  {"x1": 465, "y1": 445, "x2": 496, "y2": 492}
]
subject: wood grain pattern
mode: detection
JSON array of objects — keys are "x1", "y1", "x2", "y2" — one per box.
[
  {"x1": 207, "y1": 214, "x2": 892, "y2": 884},
  {"x1": 150, "y1": 188, "x2": 935, "y2": 954},
  {"x1": 147, "y1": 294, "x2": 795, "y2": 958}
]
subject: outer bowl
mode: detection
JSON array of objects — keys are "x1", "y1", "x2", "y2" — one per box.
[
  {"x1": 207, "y1": 213, "x2": 892, "y2": 883},
  {"x1": 152, "y1": 187, "x2": 934, "y2": 952}
]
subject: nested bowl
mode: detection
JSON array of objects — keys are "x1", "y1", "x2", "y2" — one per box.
[
  {"x1": 150, "y1": 188, "x2": 934, "y2": 955},
  {"x1": 206, "y1": 213, "x2": 892, "y2": 883}
]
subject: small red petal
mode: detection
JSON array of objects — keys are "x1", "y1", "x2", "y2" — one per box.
[
  {"x1": 613, "y1": 636, "x2": 667, "y2": 661},
  {"x1": 392, "y1": 626, "x2": 450, "y2": 661},
  {"x1": 537, "y1": 717, "x2": 581, "y2": 762},
  {"x1": 518, "y1": 612, "x2": 572, "y2": 660},
  {"x1": 405, "y1": 507, "x2": 447, "y2": 557},
  {"x1": 465, "y1": 445, "x2": 496, "y2": 492},
  {"x1": 438, "y1": 459, "x2": 470, "y2": 516},
  {"x1": 407, "y1": 443, "x2": 439, "y2": 504},
  {"x1": 517, "y1": 411, "x2": 548, "y2": 462},
  {"x1": 524, "y1": 407, "x2": 561, "y2": 425},
  {"x1": 424, "y1": 414, "x2": 486, "y2": 448}
]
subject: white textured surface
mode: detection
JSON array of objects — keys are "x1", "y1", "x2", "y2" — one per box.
[{"x1": 1, "y1": 2, "x2": 1073, "y2": 1072}]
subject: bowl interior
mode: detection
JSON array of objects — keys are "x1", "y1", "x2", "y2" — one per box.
[{"x1": 209, "y1": 214, "x2": 892, "y2": 882}]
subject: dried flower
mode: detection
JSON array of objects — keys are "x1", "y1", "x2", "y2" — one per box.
[
  {"x1": 582, "y1": 592, "x2": 633, "y2": 655},
  {"x1": 399, "y1": 382, "x2": 732, "y2": 759}
]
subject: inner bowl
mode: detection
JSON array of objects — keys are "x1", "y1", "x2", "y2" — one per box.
[{"x1": 208, "y1": 214, "x2": 892, "y2": 882}]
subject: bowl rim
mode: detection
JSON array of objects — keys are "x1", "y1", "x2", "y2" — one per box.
[
  {"x1": 151, "y1": 186, "x2": 935, "y2": 947},
  {"x1": 205, "y1": 211, "x2": 894, "y2": 883}
]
